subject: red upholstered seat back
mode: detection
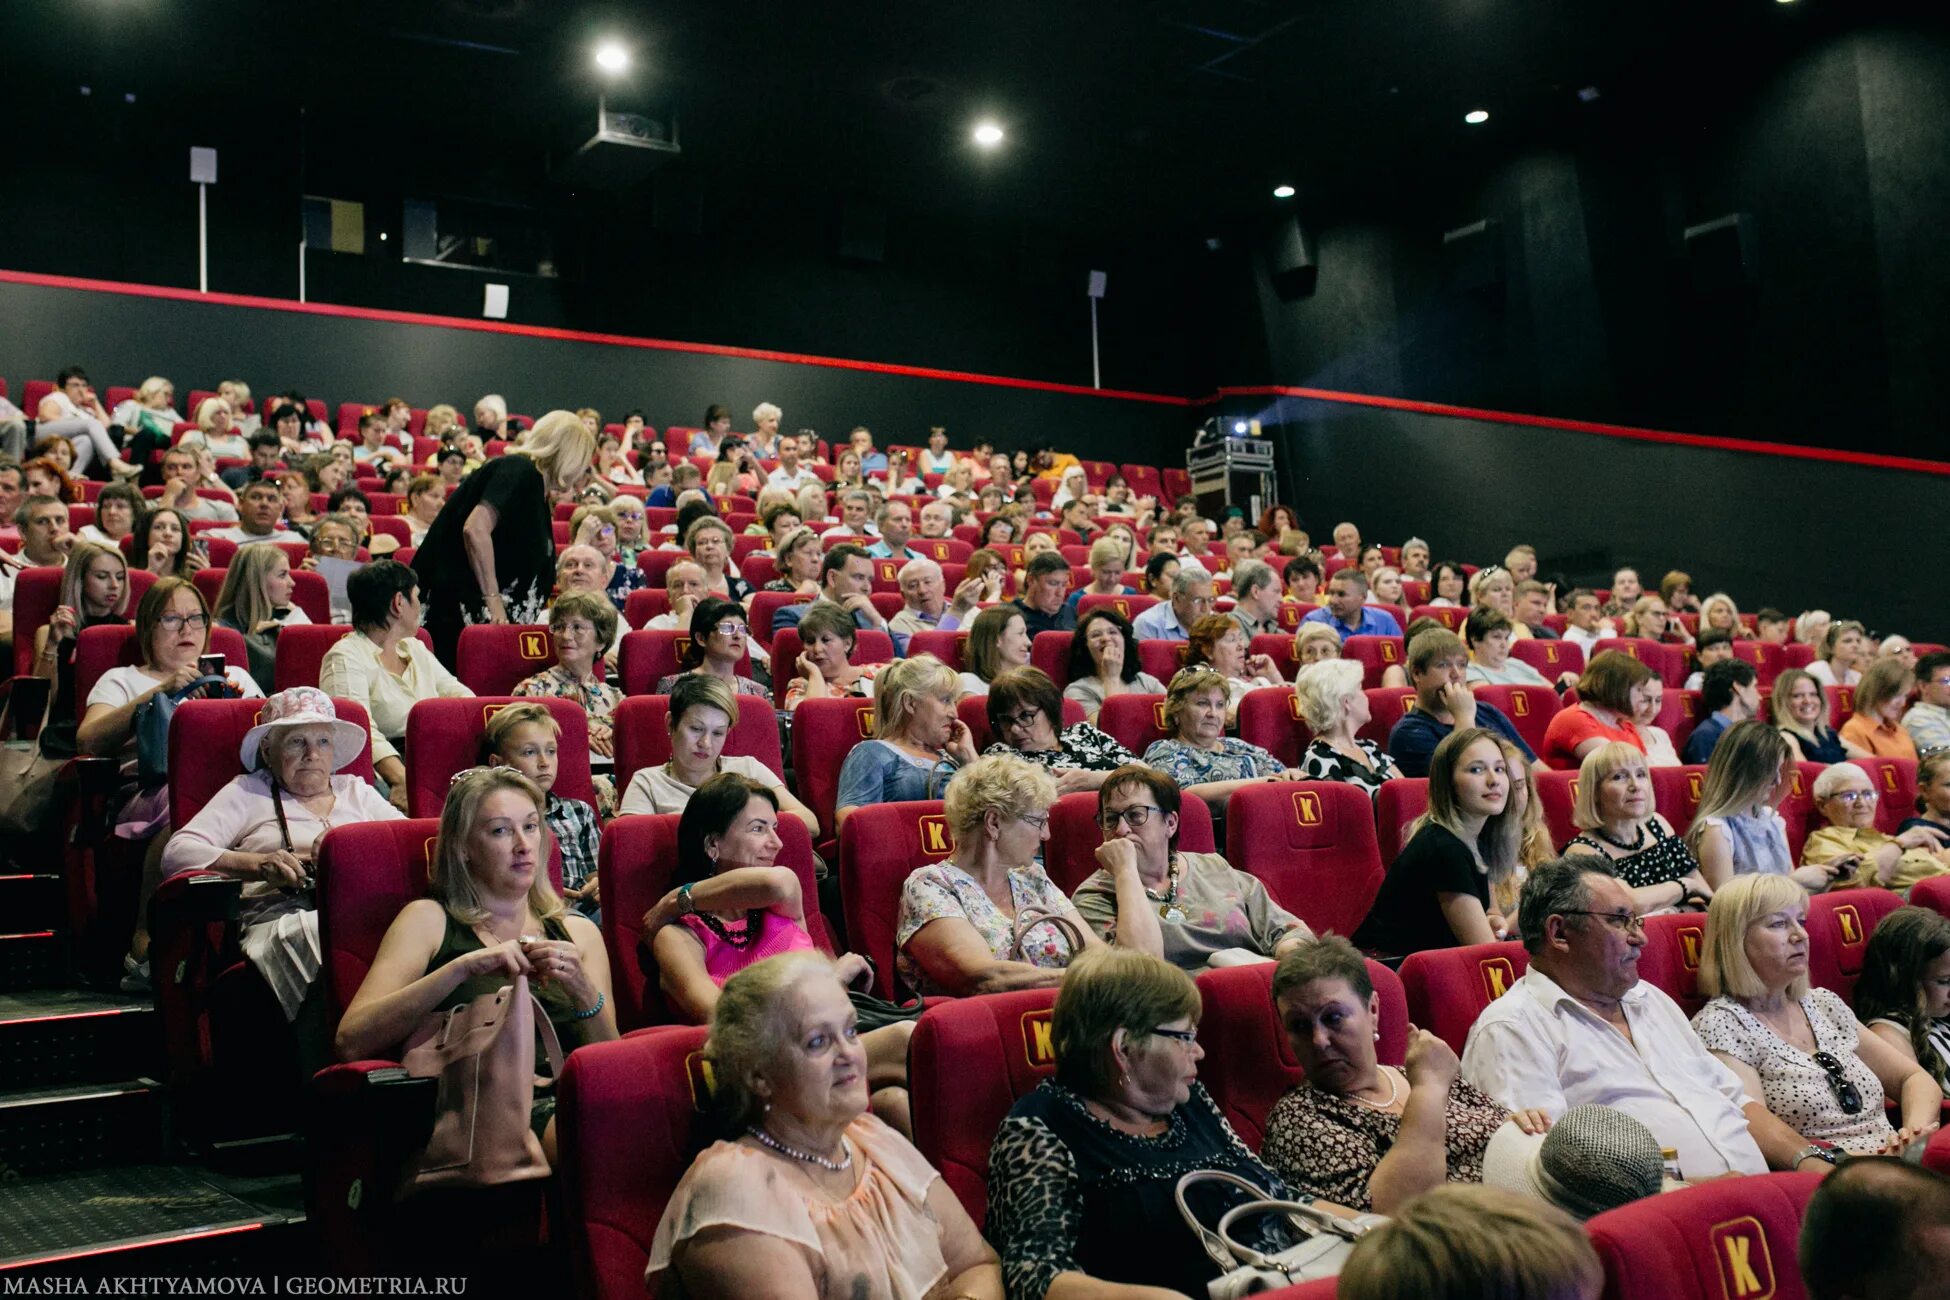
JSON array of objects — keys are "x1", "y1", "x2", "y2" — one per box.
[
  {"x1": 957, "y1": 695, "x2": 1085, "y2": 756},
  {"x1": 908, "y1": 986, "x2": 1061, "y2": 1227},
  {"x1": 167, "y1": 697, "x2": 375, "y2": 827},
  {"x1": 1650, "y1": 765, "x2": 1708, "y2": 837},
  {"x1": 1535, "y1": 769, "x2": 1581, "y2": 851},
  {"x1": 1359, "y1": 687, "x2": 1417, "y2": 746},
  {"x1": 1095, "y1": 693, "x2": 1171, "y2": 757},
  {"x1": 1248, "y1": 634, "x2": 1302, "y2": 677},
  {"x1": 598, "y1": 813, "x2": 829, "y2": 1031},
  {"x1": 1234, "y1": 685, "x2": 1311, "y2": 770},
  {"x1": 1636, "y1": 911, "x2": 1711, "y2": 1017},
  {"x1": 1399, "y1": 941, "x2": 1531, "y2": 1053},
  {"x1": 1731, "y1": 638, "x2": 1786, "y2": 688},
  {"x1": 1472, "y1": 684, "x2": 1560, "y2": 759},
  {"x1": 838, "y1": 800, "x2": 952, "y2": 999},
  {"x1": 1042, "y1": 789, "x2": 1218, "y2": 894},
  {"x1": 402, "y1": 696, "x2": 597, "y2": 818},
  {"x1": 454, "y1": 623, "x2": 558, "y2": 696},
  {"x1": 791, "y1": 696, "x2": 881, "y2": 840},
  {"x1": 1509, "y1": 637, "x2": 1582, "y2": 679},
  {"x1": 1910, "y1": 874, "x2": 1950, "y2": 921},
  {"x1": 1194, "y1": 961, "x2": 1408, "y2": 1150},
  {"x1": 622, "y1": 587, "x2": 669, "y2": 629},
  {"x1": 1028, "y1": 631, "x2": 1074, "y2": 687},
  {"x1": 1224, "y1": 781, "x2": 1385, "y2": 938},
  {"x1": 11, "y1": 567, "x2": 65, "y2": 677},
  {"x1": 616, "y1": 629, "x2": 754, "y2": 696},
  {"x1": 1594, "y1": 637, "x2": 1687, "y2": 688},
  {"x1": 1076, "y1": 592, "x2": 1158, "y2": 624},
  {"x1": 557, "y1": 1026, "x2": 713, "y2": 1300},
  {"x1": 273, "y1": 625, "x2": 432, "y2": 692},
  {"x1": 192, "y1": 567, "x2": 331, "y2": 625},
  {"x1": 1339, "y1": 635, "x2": 1405, "y2": 689},
  {"x1": 1585, "y1": 1171, "x2": 1822, "y2": 1300},
  {"x1": 1805, "y1": 888, "x2": 1905, "y2": 1002},
  {"x1": 74, "y1": 623, "x2": 249, "y2": 708},
  {"x1": 1137, "y1": 638, "x2": 1192, "y2": 683},
  {"x1": 609, "y1": 694, "x2": 782, "y2": 793},
  {"x1": 1373, "y1": 777, "x2": 1430, "y2": 865},
  {"x1": 905, "y1": 630, "x2": 967, "y2": 671},
  {"x1": 1849, "y1": 755, "x2": 1917, "y2": 836}
]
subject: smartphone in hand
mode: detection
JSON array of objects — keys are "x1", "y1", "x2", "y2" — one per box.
[{"x1": 198, "y1": 654, "x2": 225, "y2": 678}]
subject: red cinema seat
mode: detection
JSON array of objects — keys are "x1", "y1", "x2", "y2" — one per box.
[
  {"x1": 1471, "y1": 684, "x2": 1559, "y2": 758},
  {"x1": 1236, "y1": 686, "x2": 1310, "y2": 770},
  {"x1": 1339, "y1": 636, "x2": 1405, "y2": 689},
  {"x1": 168, "y1": 697, "x2": 375, "y2": 828},
  {"x1": 1594, "y1": 637, "x2": 1687, "y2": 688},
  {"x1": 791, "y1": 696, "x2": 880, "y2": 843},
  {"x1": 598, "y1": 813, "x2": 829, "y2": 1031},
  {"x1": 1910, "y1": 873, "x2": 1950, "y2": 920},
  {"x1": 906, "y1": 630, "x2": 967, "y2": 671},
  {"x1": 1849, "y1": 755, "x2": 1917, "y2": 836},
  {"x1": 191, "y1": 566, "x2": 331, "y2": 625},
  {"x1": 818, "y1": 532, "x2": 876, "y2": 552},
  {"x1": 1118, "y1": 463, "x2": 1163, "y2": 498},
  {"x1": 273, "y1": 625, "x2": 430, "y2": 693},
  {"x1": 1095, "y1": 693, "x2": 1171, "y2": 758},
  {"x1": 73, "y1": 624, "x2": 249, "y2": 708},
  {"x1": 622, "y1": 588, "x2": 670, "y2": 629},
  {"x1": 1665, "y1": 689, "x2": 1705, "y2": 754},
  {"x1": 958, "y1": 695, "x2": 1085, "y2": 756},
  {"x1": 610, "y1": 694, "x2": 782, "y2": 795},
  {"x1": 1043, "y1": 789, "x2": 1217, "y2": 894},
  {"x1": 1399, "y1": 941, "x2": 1531, "y2": 1054},
  {"x1": 1137, "y1": 639, "x2": 1191, "y2": 683},
  {"x1": 402, "y1": 696, "x2": 597, "y2": 818},
  {"x1": 1780, "y1": 763, "x2": 1824, "y2": 862},
  {"x1": 1248, "y1": 634, "x2": 1301, "y2": 678},
  {"x1": 1731, "y1": 638, "x2": 1785, "y2": 687},
  {"x1": 913, "y1": 537, "x2": 972, "y2": 565},
  {"x1": 454, "y1": 623, "x2": 557, "y2": 696},
  {"x1": 1225, "y1": 782, "x2": 1385, "y2": 938},
  {"x1": 1029, "y1": 631, "x2": 1074, "y2": 687},
  {"x1": 617, "y1": 629, "x2": 754, "y2": 697},
  {"x1": 556, "y1": 1026, "x2": 712, "y2": 1300},
  {"x1": 1162, "y1": 468, "x2": 1192, "y2": 500},
  {"x1": 8, "y1": 566, "x2": 70, "y2": 678},
  {"x1": 1361, "y1": 686, "x2": 1417, "y2": 747},
  {"x1": 1804, "y1": 888, "x2": 1905, "y2": 1002},
  {"x1": 1650, "y1": 765, "x2": 1708, "y2": 837},
  {"x1": 1374, "y1": 778, "x2": 1430, "y2": 866},
  {"x1": 838, "y1": 801, "x2": 953, "y2": 999},
  {"x1": 908, "y1": 987, "x2": 1060, "y2": 1227},
  {"x1": 1194, "y1": 961, "x2": 1408, "y2": 1150},
  {"x1": 1076, "y1": 593, "x2": 1157, "y2": 624},
  {"x1": 1411, "y1": 604, "x2": 1467, "y2": 633},
  {"x1": 1585, "y1": 1172, "x2": 1822, "y2": 1300},
  {"x1": 771, "y1": 628, "x2": 895, "y2": 710},
  {"x1": 1508, "y1": 637, "x2": 1582, "y2": 680},
  {"x1": 1636, "y1": 911, "x2": 1711, "y2": 1017},
  {"x1": 634, "y1": 549, "x2": 689, "y2": 588},
  {"x1": 1534, "y1": 769, "x2": 1581, "y2": 851}
]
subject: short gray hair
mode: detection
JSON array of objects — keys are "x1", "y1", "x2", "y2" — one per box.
[
  {"x1": 1171, "y1": 566, "x2": 1213, "y2": 598},
  {"x1": 1232, "y1": 559, "x2": 1277, "y2": 601},
  {"x1": 752, "y1": 401, "x2": 782, "y2": 425},
  {"x1": 1517, "y1": 858, "x2": 1616, "y2": 954},
  {"x1": 842, "y1": 489, "x2": 871, "y2": 509},
  {"x1": 1294, "y1": 658, "x2": 1365, "y2": 731},
  {"x1": 897, "y1": 557, "x2": 942, "y2": 584},
  {"x1": 1402, "y1": 536, "x2": 1429, "y2": 553}
]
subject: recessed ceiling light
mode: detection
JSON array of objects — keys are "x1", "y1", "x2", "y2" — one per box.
[
  {"x1": 1464, "y1": 109, "x2": 1490, "y2": 125},
  {"x1": 1272, "y1": 184, "x2": 1296, "y2": 199},
  {"x1": 594, "y1": 42, "x2": 629, "y2": 75},
  {"x1": 972, "y1": 121, "x2": 1005, "y2": 148}
]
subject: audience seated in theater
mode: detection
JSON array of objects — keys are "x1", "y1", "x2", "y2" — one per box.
[
  {"x1": 335, "y1": 767, "x2": 616, "y2": 1164},
  {"x1": 1287, "y1": 619, "x2": 1341, "y2": 673},
  {"x1": 895, "y1": 754, "x2": 1098, "y2": 998},
  {"x1": 647, "y1": 459, "x2": 699, "y2": 509},
  {"x1": 783, "y1": 601, "x2": 885, "y2": 713},
  {"x1": 620, "y1": 675, "x2": 816, "y2": 834},
  {"x1": 653, "y1": 595, "x2": 769, "y2": 699},
  {"x1": 1542, "y1": 650, "x2": 1654, "y2": 770},
  {"x1": 1132, "y1": 564, "x2": 1214, "y2": 642},
  {"x1": 1692, "y1": 874, "x2": 1943, "y2": 1165},
  {"x1": 770, "y1": 544, "x2": 891, "y2": 640},
  {"x1": 957, "y1": 604, "x2": 1032, "y2": 699},
  {"x1": 1296, "y1": 658, "x2": 1403, "y2": 799},
  {"x1": 1183, "y1": 613, "x2": 1281, "y2": 724},
  {"x1": 516, "y1": 586, "x2": 622, "y2": 760},
  {"x1": 1065, "y1": 536, "x2": 1139, "y2": 615},
  {"x1": 1388, "y1": 629, "x2": 1539, "y2": 779},
  {"x1": 110, "y1": 378, "x2": 181, "y2": 464},
  {"x1": 35, "y1": 365, "x2": 139, "y2": 479},
  {"x1": 1698, "y1": 591, "x2": 1741, "y2": 638},
  {"x1": 646, "y1": 559, "x2": 709, "y2": 631},
  {"x1": 1622, "y1": 592, "x2": 1691, "y2": 645},
  {"x1": 1682, "y1": 626, "x2": 1735, "y2": 690},
  {"x1": 684, "y1": 515, "x2": 752, "y2": 603},
  {"x1": 1304, "y1": 568, "x2": 1402, "y2": 640},
  {"x1": 1011, "y1": 550, "x2": 1078, "y2": 638},
  {"x1": 1422, "y1": 559, "x2": 1465, "y2": 608},
  {"x1": 415, "y1": 410, "x2": 595, "y2": 662},
  {"x1": 1900, "y1": 751, "x2": 1950, "y2": 844},
  {"x1": 162, "y1": 688, "x2": 401, "y2": 1066},
  {"x1": 304, "y1": 513, "x2": 360, "y2": 581},
  {"x1": 1073, "y1": 765, "x2": 1310, "y2": 972},
  {"x1": 1658, "y1": 569, "x2": 1699, "y2": 615},
  {"x1": 1896, "y1": 653, "x2": 1950, "y2": 756},
  {"x1": 130, "y1": 506, "x2": 205, "y2": 579},
  {"x1": 1514, "y1": 580, "x2": 1560, "y2": 641},
  {"x1": 1773, "y1": 667, "x2": 1861, "y2": 763},
  {"x1": 1840, "y1": 657, "x2": 1919, "y2": 761},
  {"x1": 1808, "y1": 618, "x2": 1867, "y2": 688},
  {"x1": 32, "y1": 542, "x2": 132, "y2": 716},
  {"x1": 484, "y1": 704, "x2": 601, "y2": 916},
  {"x1": 77, "y1": 482, "x2": 140, "y2": 550},
  {"x1": 275, "y1": 471, "x2": 319, "y2": 538},
  {"x1": 1878, "y1": 634, "x2": 1917, "y2": 671},
  {"x1": 1264, "y1": 936, "x2": 1540, "y2": 1213},
  {"x1": 1855, "y1": 907, "x2": 1950, "y2": 1091},
  {"x1": 646, "y1": 951, "x2": 997, "y2": 1299},
  {"x1": 593, "y1": 429, "x2": 641, "y2": 486},
  {"x1": 1682, "y1": 659, "x2": 1762, "y2": 765},
  {"x1": 1282, "y1": 552, "x2": 1324, "y2": 605},
  {"x1": 980, "y1": 668, "x2": 1136, "y2": 790},
  {"x1": 400, "y1": 474, "x2": 444, "y2": 549},
  {"x1": 835, "y1": 656, "x2": 974, "y2": 831},
  {"x1": 1141, "y1": 549, "x2": 1179, "y2": 600},
  {"x1": 1688, "y1": 721, "x2": 1841, "y2": 893},
  {"x1": 980, "y1": 511, "x2": 1020, "y2": 549},
  {"x1": 1355, "y1": 727, "x2": 1519, "y2": 957},
  {"x1": 1802, "y1": 762, "x2": 1950, "y2": 893},
  {"x1": 155, "y1": 446, "x2": 238, "y2": 524},
  {"x1": 1459, "y1": 858, "x2": 1769, "y2": 1176},
  {"x1": 1565, "y1": 742, "x2": 1710, "y2": 914},
  {"x1": 987, "y1": 949, "x2": 1338, "y2": 1300},
  {"x1": 1062, "y1": 608, "x2": 1165, "y2": 722},
  {"x1": 217, "y1": 429, "x2": 279, "y2": 493},
  {"x1": 214, "y1": 543, "x2": 312, "y2": 693},
  {"x1": 1142, "y1": 667, "x2": 1303, "y2": 813},
  {"x1": 864, "y1": 500, "x2": 922, "y2": 562},
  {"x1": 1463, "y1": 606, "x2": 1557, "y2": 689},
  {"x1": 209, "y1": 480, "x2": 306, "y2": 548},
  {"x1": 1343, "y1": 1184, "x2": 1601, "y2": 1300},
  {"x1": 552, "y1": 545, "x2": 626, "y2": 661},
  {"x1": 318, "y1": 559, "x2": 471, "y2": 811},
  {"x1": 765, "y1": 436, "x2": 821, "y2": 493},
  {"x1": 566, "y1": 505, "x2": 639, "y2": 609}
]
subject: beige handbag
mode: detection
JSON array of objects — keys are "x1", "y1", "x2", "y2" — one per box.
[{"x1": 398, "y1": 971, "x2": 564, "y2": 1195}]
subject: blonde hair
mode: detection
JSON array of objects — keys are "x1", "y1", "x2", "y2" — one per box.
[
  {"x1": 1685, "y1": 721, "x2": 1794, "y2": 857},
  {"x1": 1086, "y1": 536, "x2": 1125, "y2": 570},
  {"x1": 483, "y1": 701, "x2": 559, "y2": 756},
  {"x1": 873, "y1": 654, "x2": 960, "y2": 742},
  {"x1": 1295, "y1": 622, "x2": 1342, "y2": 660},
  {"x1": 1699, "y1": 592, "x2": 1741, "y2": 631},
  {"x1": 213, "y1": 542, "x2": 290, "y2": 635},
  {"x1": 1572, "y1": 742, "x2": 1649, "y2": 831},
  {"x1": 1501, "y1": 736, "x2": 1553, "y2": 868},
  {"x1": 136, "y1": 376, "x2": 172, "y2": 406},
  {"x1": 1163, "y1": 666, "x2": 1230, "y2": 734},
  {"x1": 1697, "y1": 873, "x2": 1810, "y2": 1001},
  {"x1": 430, "y1": 767, "x2": 565, "y2": 927},
  {"x1": 1338, "y1": 1185, "x2": 1601, "y2": 1300},
  {"x1": 752, "y1": 402, "x2": 782, "y2": 426},
  {"x1": 423, "y1": 404, "x2": 459, "y2": 438},
  {"x1": 1294, "y1": 658, "x2": 1364, "y2": 731},
  {"x1": 1770, "y1": 668, "x2": 1833, "y2": 747},
  {"x1": 1051, "y1": 948, "x2": 1199, "y2": 1098},
  {"x1": 705, "y1": 951, "x2": 841, "y2": 1131},
  {"x1": 942, "y1": 752, "x2": 1058, "y2": 842},
  {"x1": 60, "y1": 541, "x2": 130, "y2": 619},
  {"x1": 195, "y1": 396, "x2": 232, "y2": 431},
  {"x1": 512, "y1": 410, "x2": 597, "y2": 492}
]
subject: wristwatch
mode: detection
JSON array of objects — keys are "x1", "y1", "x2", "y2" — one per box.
[
  {"x1": 1792, "y1": 1142, "x2": 1840, "y2": 1168},
  {"x1": 677, "y1": 882, "x2": 696, "y2": 916}
]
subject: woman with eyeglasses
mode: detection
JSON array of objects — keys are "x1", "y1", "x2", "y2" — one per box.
[
  {"x1": 979, "y1": 668, "x2": 1136, "y2": 794},
  {"x1": 654, "y1": 596, "x2": 771, "y2": 698},
  {"x1": 79, "y1": 578, "x2": 261, "y2": 763},
  {"x1": 1800, "y1": 761, "x2": 1950, "y2": 893},
  {"x1": 1690, "y1": 874, "x2": 1942, "y2": 1167}
]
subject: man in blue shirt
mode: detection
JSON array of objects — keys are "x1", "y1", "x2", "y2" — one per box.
[
  {"x1": 1302, "y1": 570, "x2": 1403, "y2": 640},
  {"x1": 1132, "y1": 567, "x2": 1215, "y2": 641},
  {"x1": 847, "y1": 426, "x2": 888, "y2": 475},
  {"x1": 865, "y1": 501, "x2": 924, "y2": 561},
  {"x1": 1387, "y1": 629, "x2": 1543, "y2": 778},
  {"x1": 1682, "y1": 660, "x2": 1760, "y2": 764}
]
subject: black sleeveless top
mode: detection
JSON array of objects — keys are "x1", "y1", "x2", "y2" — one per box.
[{"x1": 424, "y1": 911, "x2": 589, "y2": 1079}]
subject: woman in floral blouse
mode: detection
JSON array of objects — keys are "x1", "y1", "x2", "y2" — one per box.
[
  {"x1": 1141, "y1": 667, "x2": 1306, "y2": 815},
  {"x1": 894, "y1": 754, "x2": 1103, "y2": 998},
  {"x1": 981, "y1": 668, "x2": 1137, "y2": 794},
  {"x1": 1295, "y1": 658, "x2": 1401, "y2": 799},
  {"x1": 515, "y1": 591, "x2": 622, "y2": 814}
]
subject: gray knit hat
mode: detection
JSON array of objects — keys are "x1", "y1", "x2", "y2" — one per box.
[{"x1": 1480, "y1": 1105, "x2": 1667, "y2": 1220}]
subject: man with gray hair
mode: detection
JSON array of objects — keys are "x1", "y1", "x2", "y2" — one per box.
[
  {"x1": 1461, "y1": 858, "x2": 1774, "y2": 1179},
  {"x1": 1229, "y1": 559, "x2": 1283, "y2": 639},
  {"x1": 1131, "y1": 565, "x2": 1215, "y2": 641},
  {"x1": 820, "y1": 489, "x2": 879, "y2": 540},
  {"x1": 866, "y1": 500, "x2": 922, "y2": 561},
  {"x1": 888, "y1": 556, "x2": 981, "y2": 642}
]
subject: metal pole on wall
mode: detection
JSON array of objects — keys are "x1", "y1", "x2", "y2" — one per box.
[
  {"x1": 1087, "y1": 270, "x2": 1106, "y2": 390},
  {"x1": 189, "y1": 147, "x2": 217, "y2": 293}
]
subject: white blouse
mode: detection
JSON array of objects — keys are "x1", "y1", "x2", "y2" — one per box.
[
  {"x1": 618, "y1": 755, "x2": 787, "y2": 817},
  {"x1": 317, "y1": 632, "x2": 472, "y2": 764}
]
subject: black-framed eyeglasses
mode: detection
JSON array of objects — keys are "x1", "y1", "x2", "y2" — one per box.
[
  {"x1": 1148, "y1": 1027, "x2": 1199, "y2": 1045},
  {"x1": 997, "y1": 708, "x2": 1044, "y2": 732},
  {"x1": 1812, "y1": 1051, "x2": 1863, "y2": 1114},
  {"x1": 712, "y1": 621, "x2": 750, "y2": 637},
  {"x1": 1098, "y1": 805, "x2": 1161, "y2": 832},
  {"x1": 1560, "y1": 909, "x2": 1645, "y2": 934}
]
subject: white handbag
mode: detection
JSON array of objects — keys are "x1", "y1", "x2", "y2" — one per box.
[{"x1": 1174, "y1": 1169, "x2": 1387, "y2": 1298}]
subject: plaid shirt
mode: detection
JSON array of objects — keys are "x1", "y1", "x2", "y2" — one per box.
[{"x1": 546, "y1": 791, "x2": 600, "y2": 915}]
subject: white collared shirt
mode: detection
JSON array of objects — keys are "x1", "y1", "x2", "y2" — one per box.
[{"x1": 1461, "y1": 966, "x2": 1767, "y2": 1178}]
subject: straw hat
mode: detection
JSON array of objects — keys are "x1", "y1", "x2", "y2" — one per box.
[{"x1": 1481, "y1": 1105, "x2": 1670, "y2": 1221}]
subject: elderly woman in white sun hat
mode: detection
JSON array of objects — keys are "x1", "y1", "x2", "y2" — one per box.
[{"x1": 160, "y1": 687, "x2": 404, "y2": 1063}]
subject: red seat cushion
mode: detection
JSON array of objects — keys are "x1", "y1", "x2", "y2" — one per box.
[
  {"x1": 1339, "y1": 635, "x2": 1405, "y2": 689},
  {"x1": 1804, "y1": 888, "x2": 1905, "y2": 1002},
  {"x1": 1095, "y1": 693, "x2": 1171, "y2": 757},
  {"x1": 1585, "y1": 1171, "x2": 1822, "y2": 1300},
  {"x1": 1509, "y1": 637, "x2": 1582, "y2": 679},
  {"x1": 454, "y1": 623, "x2": 558, "y2": 696},
  {"x1": 402, "y1": 696, "x2": 598, "y2": 818},
  {"x1": 1650, "y1": 765, "x2": 1708, "y2": 838},
  {"x1": 1373, "y1": 777, "x2": 1430, "y2": 865},
  {"x1": 1076, "y1": 592, "x2": 1157, "y2": 625},
  {"x1": 1534, "y1": 769, "x2": 1581, "y2": 851},
  {"x1": 1910, "y1": 874, "x2": 1950, "y2": 921},
  {"x1": 791, "y1": 696, "x2": 881, "y2": 843},
  {"x1": 1849, "y1": 755, "x2": 1917, "y2": 836},
  {"x1": 1399, "y1": 940, "x2": 1531, "y2": 1053},
  {"x1": 1028, "y1": 631, "x2": 1074, "y2": 687},
  {"x1": 1471, "y1": 684, "x2": 1560, "y2": 759},
  {"x1": 1594, "y1": 637, "x2": 1687, "y2": 688},
  {"x1": 1224, "y1": 781, "x2": 1385, "y2": 938},
  {"x1": 905, "y1": 630, "x2": 967, "y2": 672},
  {"x1": 1236, "y1": 685, "x2": 1309, "y2": 770},
  {"x1": 616, "y1": 629, "x2": 754, "y2": 697},
  {"x1": 1360, "y1": 686, "x2": 1418, "y2": 747}
]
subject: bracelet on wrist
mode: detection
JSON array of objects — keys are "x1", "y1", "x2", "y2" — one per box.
[{"x1": 571, "y1": 991, "x2": 605, "y2": 1021}]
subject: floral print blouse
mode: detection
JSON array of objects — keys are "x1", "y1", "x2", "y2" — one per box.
[{"x1": 894, "y1": 861, "x2": 1084, "y2": 998}]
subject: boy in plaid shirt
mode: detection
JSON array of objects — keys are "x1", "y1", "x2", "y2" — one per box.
[{"x1": 484, "y1": 704, "x2": 601, "y2": 920}]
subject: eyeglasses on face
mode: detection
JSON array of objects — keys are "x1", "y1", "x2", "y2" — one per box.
[
  {"x1": 1812, "y1": 1050, "x2": 1863, "y2": 1114},
  {"x1": 159, "y1": 612, "x2": 211, "y2": 632},
  {"x1": 712, "y1": 621, "x2": 750, "y2": 637},
  {"x1": 1098, "y1": 805, "x2": 1161, "y2": 832},
  {"x1": 997, "y1": 708, "x2": 1044, "y2": 732},
  {"x1": 1560, "y1": 909, "x2": 1645, "y2": 934},
  {"x1": 1015, "y1": 812, "x2": 1050, "y2": 831},
  {"x1": 1147, "y1": 1027, "x2": 1199, "y2": 1045},
  {"x1": 1827, "y1": 790, "x2": 1878, "y2": 805}
]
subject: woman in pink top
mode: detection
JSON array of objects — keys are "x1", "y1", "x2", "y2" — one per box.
[
  {"x1": 638, "y1": 773, "x2": 917, "y2": 1129},
  {"x1": 1539, "y1": 650, "x2": 1656, "y2": 770}
]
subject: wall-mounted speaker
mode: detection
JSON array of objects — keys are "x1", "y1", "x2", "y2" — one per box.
[
  {"x1": 1264, "y1": 216, "x2": 1318, "y2": 301},
  {"x1": 1441, "y1": 218, "x2": 1504, "y2": 293},
  {"x1": 1682, "y1": 213, "x2": 1757, "y2": 293}
]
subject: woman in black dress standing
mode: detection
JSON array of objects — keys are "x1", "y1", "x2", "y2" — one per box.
[{"x1": 414, "y1": 410, "x2": 596, "y2": 664}]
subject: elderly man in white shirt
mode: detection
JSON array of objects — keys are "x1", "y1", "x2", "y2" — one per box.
[{"x1": 1462, "y1": 857, "x2": 1791, "y2": 1180}]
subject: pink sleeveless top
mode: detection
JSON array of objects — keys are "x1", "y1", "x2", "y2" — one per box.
[{"x1": 678, "y1": 908, "x2": 816, "y2": 985}]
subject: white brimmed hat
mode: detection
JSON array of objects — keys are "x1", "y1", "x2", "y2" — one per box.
[
  {"x1": 1481, "y1": 1105, "x2": 1670, "y2": 1221},
  {"x1": 240, "y1": 687, "x2": 368, "y2": 773}
]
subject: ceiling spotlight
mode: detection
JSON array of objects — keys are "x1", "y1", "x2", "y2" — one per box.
[
  {"x1": 1577, "y1": 86, "x2": 1601, "y2": 103},
  {"x1": 972, "y1": 121, "x2": 1005, "y2": 148},
  {"x1": 1464, "y1": 108, "x2": 1490, "y2": 125},
  {"x1": 1272, "y1": 184, "x2": 1296, "y2": 199},
  {"x1": 1231, "y1": 420, "x2": 1249, "y2": 435},
  {"x1": 594, "y1": 42, "x2": 629, "y2": 75}
]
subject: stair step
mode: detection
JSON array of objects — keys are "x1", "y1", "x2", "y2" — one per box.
[
  {"x1": 0, "y1": 1164, "x2": 306, "y2": 1272},
  {"x1": 0, "y1": 1077, "x2": 164, "y2": 1176},
  {"x1": 0, "y1": 989, "x2": 159, "y2": 1091},
  {"x1": 0, "y1": 928, "x2": 68, "y2": 993},
  {"x1": 0, "y1": 871, "x2": 65, "y2": 934}
]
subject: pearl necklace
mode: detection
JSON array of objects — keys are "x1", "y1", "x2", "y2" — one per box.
[
  {"x1": 747, "y1": 1125, "x2": 852, "y2": 1172},
  {"x1": 1346, "y1": 1067, "x2": 1402, "y2": 1111}
]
